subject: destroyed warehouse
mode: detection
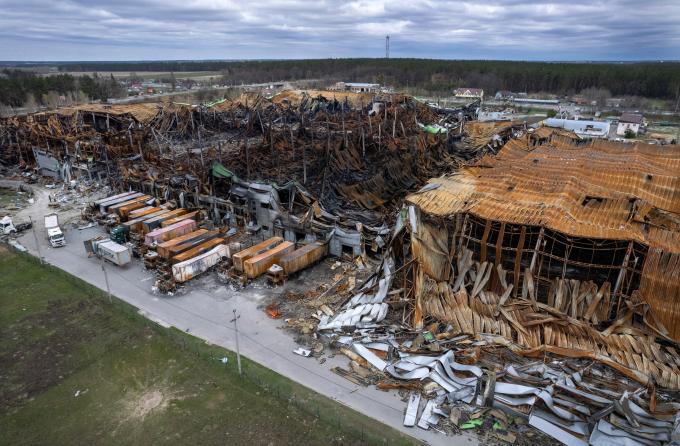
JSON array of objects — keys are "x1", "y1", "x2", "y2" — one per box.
[
  {"x1": 317, "y1": 131, "x2": 680, "y2": 445},
  {"x1": 2, "y1": 90, "x2": 680, "y2": 446},
  {"x1": 0, "y1": 90, "x2": 489, "y2": 259}
]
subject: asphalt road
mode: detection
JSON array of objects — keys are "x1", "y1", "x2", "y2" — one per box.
[{"x1": 16, "y1": 212, "x2": 477, "y2": 446}]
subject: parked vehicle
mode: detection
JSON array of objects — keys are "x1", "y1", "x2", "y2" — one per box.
[
  {"x1": 44, "y1": 213, "x2": 66, "y2": 247},
  {"x1": 1, "y1": 216, "x2": 33, "y2": 235},
  {"x1": 84, "y1": 237, "x2": 132, "y2": 266},
  {"x1": 0, "y1": 216, "x2": 17, "y2": 235}
]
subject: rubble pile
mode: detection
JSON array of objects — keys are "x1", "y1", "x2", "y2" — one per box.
[
  {"x1": 315, "y1": 248, "x2": 680, "y2": 445},
  {"x1": 309, "y1": 131, "x2": 680, "y2": 445}
]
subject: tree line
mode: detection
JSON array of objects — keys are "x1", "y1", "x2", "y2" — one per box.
[
  {"x1": 0, "y1": 70, "x2": 124, "y2": 108},
  {"x1": 55, "y1": 59, "x2": 680, "y2": 100}
]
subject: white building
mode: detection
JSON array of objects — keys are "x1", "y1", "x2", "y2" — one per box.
[
  {"x1": 454, "y1": 88, "x2": 484, "y2": 100},
  {"x1": 331, "y1": 82, "x2": 381, "y2": 93},
  {"x1": 616, "y1": 113, "x2": 643, "y2": 136},
  {"x1": 543, "y1": 118, "x2": 610, "y2": 139}
]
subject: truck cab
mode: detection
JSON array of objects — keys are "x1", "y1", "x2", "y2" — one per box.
[
  {"x1": 44, "y1": 213, "x2": 66, "y2": 248},
  {"x1": 47, "y1": 227, "x2": 66, "y2": 247},
  {"x1": 0, "y1": 216, "x2": 17, "y2": 235}
]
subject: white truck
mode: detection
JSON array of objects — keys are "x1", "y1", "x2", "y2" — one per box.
[
  {"x1": 44, "y1": 213, "x2": 66, "y2": 247},
  {"x1": 1, "y1": 216, "x2": 32, "y2": 236},
  {"x1": 84, "y1": 237, "x2": 132, "y2": 266},
  {"x1": 0, "y1": 216, "x2": 17, "y2": 235}
]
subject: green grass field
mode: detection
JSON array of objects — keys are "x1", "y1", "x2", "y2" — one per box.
[{"x1": 0, "y1": 246, "x2": 414, "y2": 446}]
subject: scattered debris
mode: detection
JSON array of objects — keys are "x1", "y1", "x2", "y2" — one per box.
[{"x1": 292, "y1": 347, "x2": 312, "y2": 357}]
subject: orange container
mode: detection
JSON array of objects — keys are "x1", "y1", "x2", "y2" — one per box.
[
  {"x1": 144, "y1": 219, "x2": 197, "y2": 246},
  {"x1": 280, "y1": 242, "x2": 328, "y2": 275},
  {"x1": 109, "y1": 195, "x2": 152, "y2": 216},
  {"x1": 166, "y1": 230, "x2": 219, "y2": 259},
  {"x1": 232, "y1": 237, "x2": 283, "y2": 272},
  {"x1": 156, "y1": 229, "x2": 208, "y2": 258},
  {"x1": 128, "y1": 206, "x2": 162, "y2": 220},
  {"x1": 171, "y1": 238, "x2": 225, "y2": 264},
  {"x1": 244, "y1": 241, "x2": 294, "y2": 279},
  {"x1": 142, "y1": 208, "x2": 187, "y2": 234},
  {"x1": 161, "y1": 211, "x2": 200, "y2": 228},
  {"x1": 123, "y1": 209, "x2": 172, "y2": 233}
]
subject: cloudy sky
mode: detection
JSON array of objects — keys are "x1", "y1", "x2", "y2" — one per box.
[{"x1": 0, "y1": 0, "x2": 678, "y2": 61}]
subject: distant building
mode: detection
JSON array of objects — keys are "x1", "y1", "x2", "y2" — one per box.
[
  {"x1": 543, "y1": 118, "x2": 610, "y2": 139},
  {"x1": 494, "y1": 90, "x2": 514, "y2": 100},
  {"x1": 513, "y1": 97, "x2": 560, "y2": 106},
  {"x1": 454, "y1": 88, "x2": 484, "y2": 100},
  {"x1": 616, "y1": 113, "x2": 644, "y2": 136},
  {"x1": 606, "y1": 98, "x2": 625, "y2": 108},
  {"x1": 478, "y1": 109, "x2": 514, "y2": 122},
  {"x1": 331, "y1": 82, "x2": 381, "y2": 93}
]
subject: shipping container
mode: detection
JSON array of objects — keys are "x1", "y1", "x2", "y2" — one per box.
[
  {"x1": 83, "y1": 237, "x2": 132, "y2": 266},
  {"x1": 94, "y1": 191, "x2": 135, "y2": 206},
  {"x1": 97, "y1": 240, "x2": 132, "y2": 266},
  {"x1": 161, "y1": 210, "x2": 200, "y2": 227},
  {"x1": 141, "y1": 208, "x2": 187, "y2": 233},
  {"x1": 244, "y1": 241, "x2": 294, "y2": 279},
  {"x1": 171, "y1": 238, "x2": 225, "y2": 264},
  {"x1": 172, "y1": 244, "x2": 229, "y2": 283},
  {"x1": 97, "y1": 192, "x2": 143, "y2": 213},
  {"x1": 156, "y1": 229, "x2": 209, "y2": 258},
  {"x1": 122, "y1": 209, "x2": 172, "y2": 233},
  {"x1": 232, "y1": 237, "x2": 283, "y2": 272},
  {"x1": 126, "y1": 206, "x2": 161, "y2": 221},
  {"x1": 144, "y1": 219, "x2": 197, "y2": 246},
  {"x1": 279, "y1": 242, "x2": 328, "y2": 275},
  {"x1": 95, "y1": 191, "x2": 139, "y2": 210},
  {"x1": 115, "y1": 201, "x2": 148, "y2": 218},
  {"x1": 108, "y1": 195, "x2": 152, "y2": 215},
  {"x1": 165, "y1": 230, "x2": 219, "y2": 259}
]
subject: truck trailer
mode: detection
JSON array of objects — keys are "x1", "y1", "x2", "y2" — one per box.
[
  {"x1": 84, "y1": 237, "x2": 132, "y2": 266},
  {"x1": 44, "y1": 213, "x2": 66, "y2": 247}
]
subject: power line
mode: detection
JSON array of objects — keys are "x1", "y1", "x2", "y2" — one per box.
[{"x1": 230, "y1": 308, "x2": 242, "y2": 376}]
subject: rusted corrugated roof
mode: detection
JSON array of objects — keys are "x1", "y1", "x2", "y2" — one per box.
[
  {"x1": 271, "y1": 89, "x2": 375, "y2": 107},
  {"x1": 408, "y1": 133, "x2": 680, "y2": 253},
  {"x1": 56, "y1": 103, "x2": 161, "y2": 123},
  {"x1": 530, "y1": 125, "x2": 576, "y2": 140}
]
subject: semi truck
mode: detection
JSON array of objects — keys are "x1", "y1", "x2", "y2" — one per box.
[
  {"x1": 1, "y1": 216, "x2": 32, "y2": 236},
  {"x1": 0, "y1": 216, "x2": 17, "y2": 235},
  {"x1": 84, "y1": 237, "x2": 132, "y2": 266},
  {"x1": 44, "y1": 213, "x2": 66, "y2": 247}
]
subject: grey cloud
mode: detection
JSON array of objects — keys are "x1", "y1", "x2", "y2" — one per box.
[{"x1": 0, "y1": 0, "x2": 677, "y2": 60}]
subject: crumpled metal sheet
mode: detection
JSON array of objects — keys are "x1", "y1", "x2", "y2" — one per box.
[{"x1": 318, "y1": 258, "x2": 394, "y2": 330}]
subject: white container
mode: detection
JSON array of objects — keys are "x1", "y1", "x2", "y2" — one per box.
[
  {"x1": 172, "y1": 244, "x2": 228, "y2": 283},
  {"x1": 98, "y1": 240, "x2": 132, "y2": 266}
]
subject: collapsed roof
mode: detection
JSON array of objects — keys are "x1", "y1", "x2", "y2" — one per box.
[{"x1": 409, "y1": 136, "x2": 680, "y2": 253}]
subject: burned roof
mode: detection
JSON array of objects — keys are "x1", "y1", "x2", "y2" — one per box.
[
  {"x1": 55, "y1": 103, "x2": 161, "y2": 124},
  {"x1": 407, "y1": 134, "x2": 680, "y2": 253}
]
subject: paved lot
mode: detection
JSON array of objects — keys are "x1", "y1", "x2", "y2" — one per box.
[{"x1": 17, "y1": 212, "x2": 477, "y2": 446}]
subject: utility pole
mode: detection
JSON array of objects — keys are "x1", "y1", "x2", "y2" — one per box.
[
  {"x1": 28, "y1": 215, "x2": 43, "y2": 264},
  {"x1": 230, "y1": 309, "x2": 242, "y2": 376},
  {"x1": 99, "y1": 254, "x2": 112, "y2": 303}
]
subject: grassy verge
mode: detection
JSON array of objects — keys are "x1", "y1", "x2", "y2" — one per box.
[{"x1": 0, "y1": 246, "x2": 414, "y2": 446}]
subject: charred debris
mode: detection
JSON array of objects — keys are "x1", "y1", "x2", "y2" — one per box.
[
  {"x1": 0, "y1": 91, "x2": 494, "y2": 258},
  {"x1": 3, "y1": 90, "x2": 680, "y2": 445},
  {"x1": 315, "y1": 132, "x2": 680, "y2": 445}
]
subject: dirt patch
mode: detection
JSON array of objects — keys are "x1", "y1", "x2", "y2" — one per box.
[{"x1": 128, "y1": 390, "x2": 168, "y2": 420}]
